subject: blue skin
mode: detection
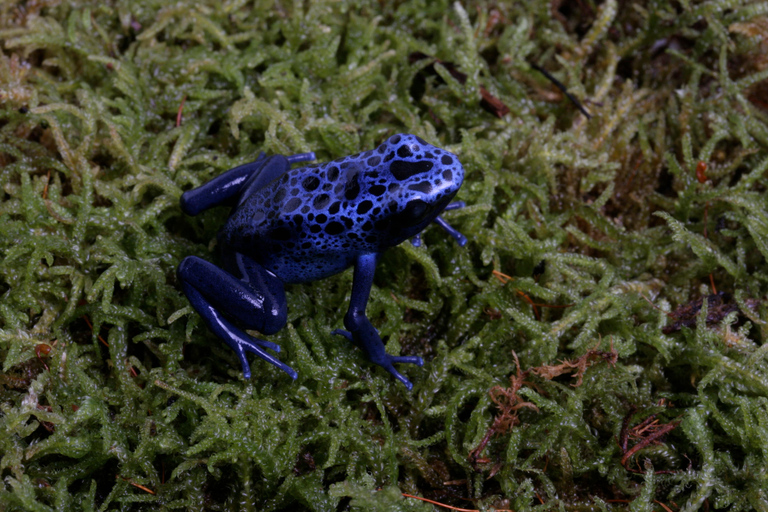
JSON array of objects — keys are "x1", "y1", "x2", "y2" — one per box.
[{"x1": 177, "y1": 134, "x2": 466, "y2": 389}]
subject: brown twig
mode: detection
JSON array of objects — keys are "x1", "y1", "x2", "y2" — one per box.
[
  {"x1": 82, "y1": 315, "x2": 109, "y2": 347},
  {"x1": 402, "y1": 492, "x2": 513, "y2": 512},
  {"x1": 528, "y1": 61, "x2": 591, "y2": 118},
  {"x1": 620, "y1": 419, "x2": 681, "y2": 469},
  {"x1": 176, "y1": 95, "x2": 187, "y2": 127}
]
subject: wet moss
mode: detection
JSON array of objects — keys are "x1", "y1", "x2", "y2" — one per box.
[{"x1": 2, "y1": 1, "x2": 768, "y2": 510}]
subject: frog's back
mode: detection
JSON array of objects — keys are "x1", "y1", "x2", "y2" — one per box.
[
  {"x1": 221, "y1": 156, "x2": 379, "y2": 282},
  {"x1": 220, "y1": 134, "x2": 463, "y2": 284}
]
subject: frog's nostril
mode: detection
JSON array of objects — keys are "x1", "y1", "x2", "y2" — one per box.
[{"x1": 402, "y1": 199, "x2": 429, "y2": 222}]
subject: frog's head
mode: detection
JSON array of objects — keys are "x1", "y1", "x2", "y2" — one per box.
[{"x1": 369, "y1": 134, "x2": 464, "y2": 246}]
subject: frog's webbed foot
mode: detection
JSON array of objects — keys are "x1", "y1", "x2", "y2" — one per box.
[
  {"x1": 411, "y1": 201, "x2": 467, "y2": 247},
  {"x1": 332, "y1": 329, "x2": 423, "y2": 390},
  {"x1": 223, "y1": 327, "x2": 298, "y2": 380}
]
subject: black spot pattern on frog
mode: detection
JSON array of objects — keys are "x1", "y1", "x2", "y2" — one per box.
[
  {"x1": 390, "y1": 160, "x2": 433, "y2": 180},
  {"x1": 223, "y1": 133, "x2": 465, "y2": 283},
  {"x1": 302, "y1": 175, "x2": 320, "y2": 192}
]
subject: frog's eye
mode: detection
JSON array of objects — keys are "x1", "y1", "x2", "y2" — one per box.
[
  {"x1": 390, "y1": 160, "x2": 433, "y2": 181},
  {"x1": 402, "y1": 198, "x2": 430, "y2": 222}
]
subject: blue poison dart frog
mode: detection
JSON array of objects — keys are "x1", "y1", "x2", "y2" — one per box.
[{"x1": 177, "y1": 134, "x2": 466, "y2": 389}]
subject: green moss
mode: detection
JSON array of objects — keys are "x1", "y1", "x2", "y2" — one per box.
[{"x1": 2, "y1": 0, "x2": 768, "y2": 510}]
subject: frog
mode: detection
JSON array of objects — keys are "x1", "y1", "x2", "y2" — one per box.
[{"x1": 177, "y1": 134, "x2": 466, "y2": 389}]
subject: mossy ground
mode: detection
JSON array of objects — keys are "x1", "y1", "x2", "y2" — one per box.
[{"x1": 2, "y1": 1, "x2": 768, "y2": 510}]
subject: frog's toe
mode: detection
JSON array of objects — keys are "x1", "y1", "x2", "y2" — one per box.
[
  {"x1": 390, "y1": 355, "x2": 424, "y2": 367},
  {"x1": 386, "y1": 366, "x2": 416, "y2": 391},
  {"x1": 372, "y1": 352, "x2": 425, "y2": 390},
  {"x1": 382, "y1": 356, "x2": 423, "y2": 390},
  {"x1": 331, "y1": 329, "x2": 354, "y2": 342},
  {"x1": 233, "y1": 335, "x2": 298, "y2": 380},
  {"x1": 253, "y1": 338, "x2": 281, "y2": 353},
  {"x1": 444, "y1": 201, "x2": 466, "y2": 211},
  {"x1": 434, "y1": 216, "x2": 467, "y2": 246}
]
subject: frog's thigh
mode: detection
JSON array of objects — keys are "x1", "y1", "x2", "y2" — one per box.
[
  {"x1": 178, "y1": 255, "x2": 287, "y2": 334},
  {"x1": 180, "y1": 154, "x2": 268, "y2": 215}
]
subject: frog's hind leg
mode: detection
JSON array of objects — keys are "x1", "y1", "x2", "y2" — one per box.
[
  {"x1": 180, "y1": 153, "x2": 268, "y2": 216},
  {"x1": 177, "y1": 255, "x2": 297, "y2": 379},
  {"x1": 180, "y1": 151, "x2": 315, "y2": 216},
  {"x1": 237, "y1": 151, "x2": 314, "y2": 206}
]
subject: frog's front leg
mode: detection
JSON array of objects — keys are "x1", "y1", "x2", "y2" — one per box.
[
  {"x1": 332, "y1": 253, "x2": 423, "y2": 390},
  {"x1": 177, "y1": 254, "x2": 298, "y2": 380},
  {"x1": 411, "y1": 201, "x2": 467, "y2": 247}
]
